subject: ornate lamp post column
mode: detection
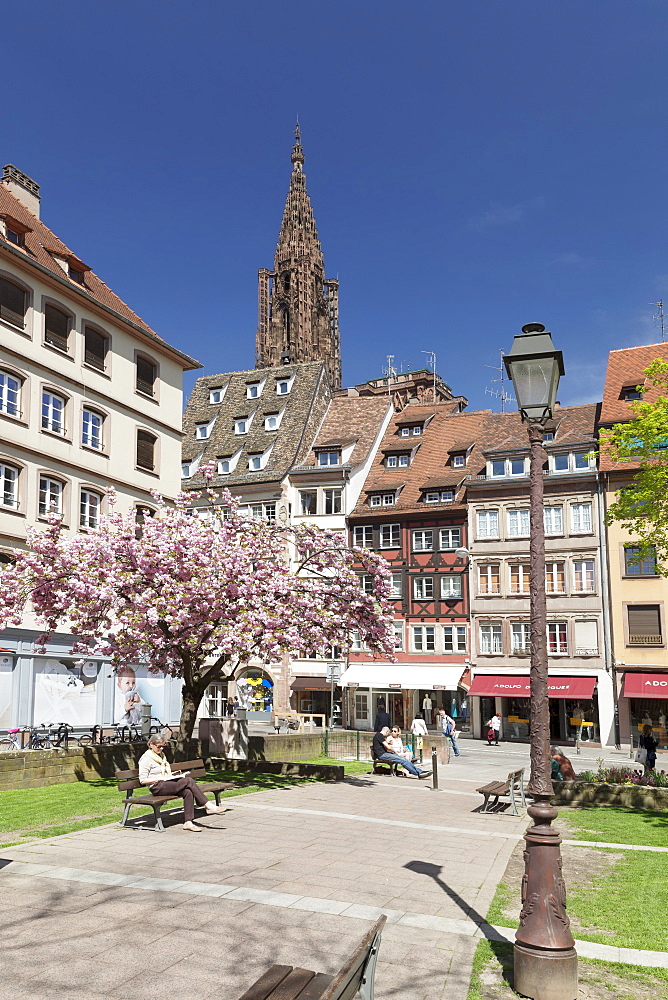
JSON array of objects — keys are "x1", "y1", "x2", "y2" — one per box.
[{"x1": 504, "y1": 324, "x2": 578, "y2": 1000}]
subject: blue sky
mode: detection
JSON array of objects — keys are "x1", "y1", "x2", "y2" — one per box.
[{"x1": 3, "y1": 1, "x2": 668, "y2": 409}]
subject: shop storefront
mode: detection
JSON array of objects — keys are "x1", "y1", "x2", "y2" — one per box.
[
  {"x1": 290, "y1": 676, "x2": 341, "y2": 726},
  {"x1": 468, "y1": 673, "x2": 600, "y2": 744},
  {"x1": 236, "y1": 670, "x2": 274, "y2": 721},
  {"x1": 622, "y1": 672, "x2": 668, "y2": 750},
  {"x1": 340, "y1": 664, "x2": 466, "y2": 732}
]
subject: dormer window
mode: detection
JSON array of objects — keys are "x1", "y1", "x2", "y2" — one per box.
[
  {"x1": 6, "y1": 227, "x2": 24, "y2": 247},
  {"x1": 195, "y1": 423, "x2": 210, "y2": 440},
  {"x1": 550, "y1": 451, "x2": 594, "y2": 473},
  {"x1": 218, "y1": 459, "x2": 230, "y2": 474},
  {"x1": 69, "y1": 266, "x2": 85, "y2": 284},
  {"x1": 412, "y1": 426, "x2": 422, "y2": 436},
  {"x1": 452, "y1": 454, "x2": 466, "y2": 468},
  {"x1": 386, "y1": 454, "x2": 409, "y2": 468},
  {"x1": 543, "y1": 431, "x2": 554, "y2": 443},
  {"x1": 265, "y1": 412, "x2": 280, "y2": 431},
  {"x1": 318, "y1": 451, "x2": 340, "y2": 466},
  {"x1": 246, "y1": 380, "x2": 264, "y2": 399},
  {"x1": 425, "y1": 490, "x2": 454, "y2": 503},
  {"x1": 370, "y1": 493, "x2": 395, "y2": 507},
  {"x1": 400, "y1": 427, "x2": 410, "y2": 437},
  {"x1": 276, "y1": 375, "x2": 295, "y2": 395},
  {"x1": 235, "y1": 416, "x2": 252, "y2": 435},
  {"x1": 490, "y1": 457, "x2": 527, "y2": 478},
  {"x1": 209, "y1": 387, "x2": 226, "y2": 404},
  {"x1": 621, "y1": 385, "x2": 642, "y2": 401},
  {"x1": 249, "y1": 455, "x2": 262, "y2": 471},
  {"x1": 181, "y1": 463, "x2": 191, "y2": 478}
]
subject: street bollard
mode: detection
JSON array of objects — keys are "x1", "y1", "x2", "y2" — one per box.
[
  {"x1": 141, "y1": 702, "x2": 152, "y2": 742},
  {"x1": 431, "y1": 746, "x2": 439, "y2": 791}
]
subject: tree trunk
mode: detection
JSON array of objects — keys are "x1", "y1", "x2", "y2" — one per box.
[{"x1": 178, "y1": 682, "x2": 207, "y2": 754}]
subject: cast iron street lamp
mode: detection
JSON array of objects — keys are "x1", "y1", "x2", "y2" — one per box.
[{"x1": 504, "y1": 323, "x2": 577, "y2": 1000}]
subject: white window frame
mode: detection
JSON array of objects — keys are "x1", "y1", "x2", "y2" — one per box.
[
  {"x1": 412, "y1": 426, "x2": 422, "y2": 436},
  {"x1": 452, "y1": 454, "x2": 465, "y2": 468},
  {"x1": 412, "y1": 625, "x2": 435, "y2": 652},
  {"x1": 300, "y1": 490, "x2": 318, "y2": 516},
  {"x1": 414, "y1": 576, "x2": 434, "y2": 599},
  {"x1": 195, "y1": 423, "x2": 210, "y2": 440},
  {"x1": 478, "y1": 563, "x2": 500, "y2": 595},
  {"x1": 441, "y1": 574, "x2": 462, "y2": 598},
  {"x1": 548, "y1": 622, "x2": 568, "y2": 655},
  {"x1": 412, "y1": 529, "x2": 433, "y2": 552},
  {"x1": 479, "y1": 623, "x2": 503, "y2": 654},
  {"x1": 80, "y1": 489, "x2": 102, "y2": 529},
  {"x1": 393, "y1": 623, "x2": 404, "y2": 651},
  {"x1": 439, "y1": 527, "x2": 461, "y2": 550},
  {"x1": 235, "y1": 415, "x2": 253, "y2": 435},
  {"x1": 511, "y1": 622, "x2": 531, "y2": 653},
  {"x1": 389, "y1": 572, "x2": 402, "y2": 597},
  {"x1": 41, "y1": 390, "x2": 66, "y2": 435},
  {"x1": 318, "y1": 451, "x2": 341, "y2": 467},
  {"x1": 476, "y1": 510, "x2": 499, "y2": 539},
  {"x1": 425, "y1": 491, "x2": 440, "y2": 503},
  {"x1": 380, "y1": 524, "x2": 400, "y2": 549},
  {"x1": 545, "y1": 561, "x2": 566, "y2": 594},
  {"x1": 386, "y1": 455, "x2": 397, "y2": 468},
  {"x1": 0, "y1": 370, "x2": 21, "y2": 418},
  {"x1": 82, "y1": 409, "x2": 104, "y2": 451},
  {"x1": 543, "y1": 505, "x2": 564, "y2": 535},
  {"x1": 573, "y1": 560, "x2": 595, "y2": 593},
  {"x1": 570, "y1": 502, "x2": 593, "y2": 534},
  {"x1": 443, "y1": 625, "x2": 467, "y2": 653},
  {"x1": 324, "y1": 488, "x2": 342, "y2": 515},
  {"x1": 276, "y1": 374, "x2": 295, "y2": 395},
  {"x1": 361, "y1": 575, "x2": 375, "y2": 595},
  {"x1": 246, "y1": 380, "x2": 265, "y2": 400},
  {"x1": 209, "y1": 386, "x2": 226, "y2": 404},
  {"x1": 353, "y1": 525, "x2": 374, "y2": 548},
  {"x1": 39, "y1": 476, "x2": 64, "y2": 517},
  {"x1": 509, "y1": 563, "x2": 530, "y2": 595},
  {"x1": 0, "y1": 462, "x2": 19, "y2": 509},
  {"x1": 507, "y1": 508, "x2": 530, "y2": 538},
  {"x1": 400, "y1": 427, "x2": 410, "y2": 437}
]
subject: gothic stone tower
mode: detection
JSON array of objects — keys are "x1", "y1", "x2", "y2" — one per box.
[{"x1": 256, "y1": 126, "x2": 341, "y2": 390}]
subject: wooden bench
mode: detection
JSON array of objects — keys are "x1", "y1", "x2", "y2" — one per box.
[
  {"x1": 477, "y1": 768, "x2": 526, "y2": 816},
  {"x1": 238, "y1": 915, "x2": 385, "y2": 1000},
  {"x1": 115, "y1": 758, "x2": 234, "y2": 832},
  {"x1": 370, "y1": 743, "x2": 400, "y2": 777}
]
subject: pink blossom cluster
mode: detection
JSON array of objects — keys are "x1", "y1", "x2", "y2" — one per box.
[{"x1": 0, "y1": 480, "x2": 396, "y2": 692}]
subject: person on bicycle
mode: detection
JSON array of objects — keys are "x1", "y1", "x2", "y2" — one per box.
[
  {"x1": 438, "y1": 708, "x2": 460, "y2": 758},
  {"x1": 138, "y1": 733, "x2": 227, "y2": 832}
]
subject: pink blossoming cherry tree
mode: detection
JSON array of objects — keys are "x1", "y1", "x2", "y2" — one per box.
[{"x1": 0, "y1": 480, "x2": 395, "y2": 746}]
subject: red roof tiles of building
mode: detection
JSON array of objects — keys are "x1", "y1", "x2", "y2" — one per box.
[
  {"x1": 0, "y1": 183, "x2": 199, "y2": 367},
  {"x1": 599, "y1": 343, "x2": 668, "y2": 472},
  {"x1": 351, "y1": 405, "x2": 491, "y2": 518},
  {"x1": 475, "y1": 403, "x2": 598, "y2": 456}
]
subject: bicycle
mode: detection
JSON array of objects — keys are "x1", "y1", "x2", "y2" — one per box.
[{"x1": 0, "y1": 726, "x2": 52, "y2": 750}]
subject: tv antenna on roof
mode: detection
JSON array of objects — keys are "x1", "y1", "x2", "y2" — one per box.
[
  {"x1": 484, "y1": 350, "x2": 515, "y2": 413},
  {"x1": 650, "y1": 300, "x2": 665, "y2": 342},
  {"x1": 421, "y1": 351, "x2": 437, "y2": 402},
  {"x1": 383, "y1": 355, "x2": 397, "y2": 396}
]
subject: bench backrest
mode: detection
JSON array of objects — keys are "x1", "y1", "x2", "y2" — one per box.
[
  {"x1": 507, "y1": 768, "x2": 524, "y2": 787},
  {"x1": 320, "y1": 915, "x2": 386, "y2": 1000},
  {"x1": 115, "y1": 758, "x2": 207, "y2": 792}
]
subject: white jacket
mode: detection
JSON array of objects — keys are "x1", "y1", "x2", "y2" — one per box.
[
  {"x1": 138, "y1": 749, "x2": 175, "y2": 786},
  {"x1": 410, "y1": 718, "x2": 428, "y2": 736}
]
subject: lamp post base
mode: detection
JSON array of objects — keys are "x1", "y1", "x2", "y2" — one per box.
[{"x1": 514, "y1": 943, "x2": 578, "y2": 1000}]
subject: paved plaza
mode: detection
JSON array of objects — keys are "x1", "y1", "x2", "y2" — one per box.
[{"x1": 0, "y1": 742, "x2": 637, "y2": 1000}]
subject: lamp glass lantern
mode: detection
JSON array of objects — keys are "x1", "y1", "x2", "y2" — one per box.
[{"x1": 503, "y1": 323, "x2": 564, "y2": 424}]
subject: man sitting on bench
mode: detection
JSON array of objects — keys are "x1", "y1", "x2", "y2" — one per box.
[
  {"x1": 138, "y1": 733, "x2": 227, "y2": 832},
  {"x1": 372, "y1": 727, "x2": 432, "y2": 779}
]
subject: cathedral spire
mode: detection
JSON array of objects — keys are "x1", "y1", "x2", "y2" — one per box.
[{"x1": 256, "y1": 127, "x2": 341, "y2": 390}]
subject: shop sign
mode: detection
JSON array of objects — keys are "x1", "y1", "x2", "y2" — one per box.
[
  {"x1": 433, "y1": 684, "x2": 447, "y2": 690},
  {"x1": 388, "y1": 683, "x2": 402, "y2": 689}
]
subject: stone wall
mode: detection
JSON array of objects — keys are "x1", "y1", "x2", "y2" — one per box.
[{"x1": 553, "y1": 779, "x2": 668, "y2": 812}]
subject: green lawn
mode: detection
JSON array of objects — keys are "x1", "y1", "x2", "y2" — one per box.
[
  {"x1": 466, "y1": 939, "x2": 668, "y2": 1000},
  {"x1": 558, "y1": 803, "x2": 668, "y2": 848}
]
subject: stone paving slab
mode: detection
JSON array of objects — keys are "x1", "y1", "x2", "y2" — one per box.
[{"x1": 1, "y1": 777, "x2": 524, "y2": 1000}]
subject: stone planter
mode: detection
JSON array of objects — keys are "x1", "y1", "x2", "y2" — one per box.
[{"x1": 552, "y1": 779, "x2": 668, "y2": 812}]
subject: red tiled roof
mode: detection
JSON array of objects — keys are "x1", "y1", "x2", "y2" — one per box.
[
  {"x1": 304, "y1": 395, "x2": 391, "y2": 468},
  {"x1": 598, "y1": 343, "x2": 668, "y2": 472},
  {"x1": 0, "y1": 183, "x2": 199, "y2": 367}
]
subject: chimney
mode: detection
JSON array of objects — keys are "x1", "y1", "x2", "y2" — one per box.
[{"x1": 2, "y1": 165, "x2": 41, "y2": 218}]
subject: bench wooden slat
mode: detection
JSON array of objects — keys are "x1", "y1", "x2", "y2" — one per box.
[
  {"x1": 239, "y1": 968, "x2": 316, "y2": 1000},
  {"x1": 238, "y1": 965, "x2": 294, "y2": 1000},
  {"x1": 477, "y1": 769, "x2": 525, "y2": 816},
  {"x1": 291, "y1": 973, "x2": 335, "y2": 999},
  {"x1": 115, "y1": 758, "x2": 234, "y2": 831}
]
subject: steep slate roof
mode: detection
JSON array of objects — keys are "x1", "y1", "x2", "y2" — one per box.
[
  {"x1": 0, "y1": 183, "x2": 199, "y2": 367},
  {"x1": 599, "y1": 343, "x2": 668, "y2": 472},
  {"x1": 351, "y1": 404, "x2": 491, "y2": 519},
  {"x1": 293, "y1": 395, "x2": 391, "y2": 471},
  {"x1": 183, "y1": 361, "x2": 330, "y2": 490}
]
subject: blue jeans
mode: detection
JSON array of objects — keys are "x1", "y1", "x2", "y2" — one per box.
[
  {"x1": 376, "y1": 752, "x2": 422, "y2": 776},
  {"x1": 445, "y1": 733, "x2": 460, "y2": 756}
]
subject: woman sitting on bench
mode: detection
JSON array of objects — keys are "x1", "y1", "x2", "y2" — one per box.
[
  {"x1": 372, "y1": 727, "x2": 431, "y2": 778},
  {"x1": 138, "y1": 733, "x2": 227, "y2": 832}
]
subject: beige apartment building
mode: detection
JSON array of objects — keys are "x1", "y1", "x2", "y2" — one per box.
[
  {"x1": 465, "y1": 405, "x2": 615, "y2": 746},
  {"x1": 0, "y1": 164, "x2": 199, "y2": 732},
  {"x1": 599, "y1": 344, "x2": 668, "y2": 752}
]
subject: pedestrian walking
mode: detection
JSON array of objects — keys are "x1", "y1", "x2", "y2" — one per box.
[
  {"x1": 639, "y1": 724, "x2": 659, "y2": 772},
  {"x1": 438, "y1": 708, "x2": 460, "y2": 757},
  {"x1": 486, "y1": 713, "x2": 501, "y2": 745}
]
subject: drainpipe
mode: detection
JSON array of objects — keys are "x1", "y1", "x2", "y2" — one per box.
[{"x1": 597, "y1": 472, "x2": 620, "y2": 748}]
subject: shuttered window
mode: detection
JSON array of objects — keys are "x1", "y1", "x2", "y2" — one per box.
[
  {"x1": 44, "y1": 305, "x2": 70, "y2": 351},
  {"x1": 136, "y1": 357, "x2": 157, "y2": 396},
  {"x1": 627, "y1": 605, "x2": 662, "y2": 645},
  {"x1": 84, "y1": 327, "x2": 108, "y2": 370},
  {"x1": 574, "y1": 620, "x2": 598, "y2": 655},
  {"x1": 0, "y1": 277, "x2": 27, "y2": 328},
  {"x1": 136, "y1": 430, "x2": 156, "y2": 471}
]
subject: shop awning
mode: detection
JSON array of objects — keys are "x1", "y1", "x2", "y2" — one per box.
[
  {"x1": 623, "y1": 672, "x2": 668, "y2": 699},
  {"x1": 467, "y1": 674, "x2": 597, "y2": 699},
  {"x1": 290, "y1": 676, "x2": 331, "y2": 691},
  {"x1": 339, "y1": 663, "x2": 465, "y2": 690}
]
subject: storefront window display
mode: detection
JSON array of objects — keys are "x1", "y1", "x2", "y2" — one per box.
[
  {"x1": 497, "y1": 697, "x2": 600, "y2": 744},
  {"x1": 630, "y1": 700, "x2": 668, "y2": 750},
  {"x1": 417, "y1": 689, "x2": 468, "y2": 728},
  {"x1": 237, "y1": 673, "x2": 273, "y2": 714},
  {"x1": 34, "y1": 658, "x2": 101, "y2": 727}
]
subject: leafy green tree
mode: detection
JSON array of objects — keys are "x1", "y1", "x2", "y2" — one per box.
[{"x1": 602, "y1": 359, "x2": 668, "y2": 571}]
